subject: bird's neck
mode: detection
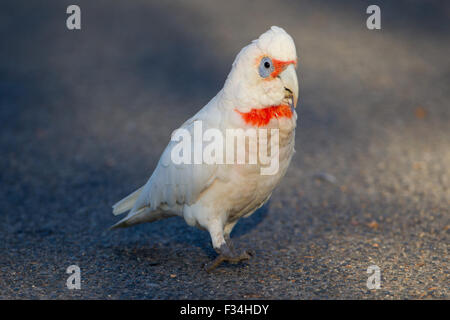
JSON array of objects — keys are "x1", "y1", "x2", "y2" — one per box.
[{"x1": 234, "y1": 105, "x2": 293, "y2": 127}]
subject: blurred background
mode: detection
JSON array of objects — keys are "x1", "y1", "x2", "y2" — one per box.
[{"x1": 0, "y1": 0, "x2": 448, "y2": 299}]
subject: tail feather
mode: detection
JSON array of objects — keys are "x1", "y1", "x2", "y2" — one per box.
[
  {"x1": 110, "y1": 207, "x2": 147, "y2": 229},
  {"x1": 112, "y1": 187, "x2": 143, "y2": 216},
  {"x1": 110, "y1": 207, "x2": 166, "y2": 230}
]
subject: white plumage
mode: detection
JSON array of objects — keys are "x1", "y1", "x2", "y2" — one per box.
[{"x1": 111, "y1": 26, "x2": 299, "y2": 271}]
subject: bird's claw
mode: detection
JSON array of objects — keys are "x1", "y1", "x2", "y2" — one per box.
[{"x1": 204, "y1": 244, "x2": 255, "y2": 272}]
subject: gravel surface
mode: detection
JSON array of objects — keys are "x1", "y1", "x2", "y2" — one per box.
[{"x1": 0, "y1": 0, "x2": 448, "y2": 299}]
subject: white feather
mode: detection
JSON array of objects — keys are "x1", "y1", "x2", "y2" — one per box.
[{"x1": 111, "y1": 26, "x2": 298, "y2": 252}]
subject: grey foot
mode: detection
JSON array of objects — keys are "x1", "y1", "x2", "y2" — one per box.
[{"x1": 204, "y1": 243, "x2": 254, "y2": 272}]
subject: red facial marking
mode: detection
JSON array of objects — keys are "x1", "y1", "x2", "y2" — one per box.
[
  {"x1": 270, "y1": 59, "x2": 297, "y2": 78},
  {"x1": 235, "y1": 105, "x2": 293, "y2": 127}
]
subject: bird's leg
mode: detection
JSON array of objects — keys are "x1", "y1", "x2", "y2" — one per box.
[
  {"x1": 223, "y1": 221, "x2": 238, "y2": 253},
  {"x1": 224, "y1": 233, "x2": 236, "y2": 252},
  {"x1": 224, "y1": 221, "x2": 255, "y2": 258},
  {"x1": 224, "y1": 232, "x2": 256, "y2": 259},
  {"x1": 204, "y1": 222, "x2": 253, "y2": 272}
]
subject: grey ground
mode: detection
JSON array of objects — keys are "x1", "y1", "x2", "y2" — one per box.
[{"x1": 0, "y1": 0, "x2": 449, "y2": 299}]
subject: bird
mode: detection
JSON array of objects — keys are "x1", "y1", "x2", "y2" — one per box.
[{"x1": 111, "y1": 26, "x2": 299, "y2": 271}]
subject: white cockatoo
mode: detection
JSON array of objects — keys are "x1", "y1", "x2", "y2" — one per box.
[{"x1": 111, "y1": 26, "x2": 299, "y2": 271}]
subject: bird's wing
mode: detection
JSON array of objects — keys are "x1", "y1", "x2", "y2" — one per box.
[{"x1": 130, "y1": 99, "x2": 226, "y2": 214}]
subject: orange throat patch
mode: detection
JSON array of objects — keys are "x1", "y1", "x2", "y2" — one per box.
[{"x1": 235, "y1": 105, "x2": 293, "y2": 127}]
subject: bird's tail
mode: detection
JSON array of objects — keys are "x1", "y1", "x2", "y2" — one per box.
[
  {"x1": 110, "y1": 185, "x2": 168, "y2": 230},
  {"x1": 110, "y1": 206, "x2": 152, "y2": 230},
  {"x1": 112, "y1": 186, "x2": 143, "y2": 216}
]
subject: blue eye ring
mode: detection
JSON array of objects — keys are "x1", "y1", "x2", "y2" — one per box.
[{"x1": 259, "y1": 57, "x2": 274, "y2": 78}]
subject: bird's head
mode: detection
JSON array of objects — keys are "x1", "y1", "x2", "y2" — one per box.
[{"x1": 223, "y1": 26, "x2": 298, "y2": 114}]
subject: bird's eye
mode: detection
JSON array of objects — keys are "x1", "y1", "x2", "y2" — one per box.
[{"x1": 259, "y1": 57, "x2": 274, "y2": 78}]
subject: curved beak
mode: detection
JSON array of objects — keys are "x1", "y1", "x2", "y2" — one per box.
[{"x1": 279, "y1": 64, "x2": 298, "y2": 108}]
